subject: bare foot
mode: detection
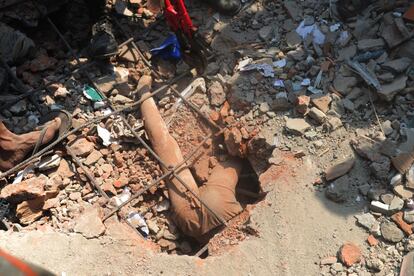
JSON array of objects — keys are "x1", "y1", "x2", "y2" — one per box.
[{"x1": 0, "y1": 118, "x2": 61, "y2": 171}]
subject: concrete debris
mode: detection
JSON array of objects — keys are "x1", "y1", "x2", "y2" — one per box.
[
  {"x1": 224, "y1": 127, "x2": 245, "y2": 157},
  {"x1": 404, "y1": 210, "x2": 414, "y2": 224},
  {"x1": 369, "y1": 157, "x2": 391, "y2": 181},
  {"x1": 389, "y1": 197, "x2": 404, "y2": 214},
  {"x1": 69, "y1": 138, "x2": 95, "y2": 157},
  {"x1": 325, "y1": 175, "x2": 349, "y2": 203},
  {"x1": 259, "y1": 25, "x2": 273, "y2": 41},
  {"x1": 16, "y1": 198, "x2": 44, "y2": 225},
  {"x1": 380, "y1": 221, "x2": 404, "y2": 243},
  {"x1": 354, "y1": 213, "x2": 377, "y2": 231},
  {"x1": 0, "y1": 175, "x2": 46, "y2": 203},
  {"x1": 346, "y1": 60, "x2": 381, "y2": 92},
  {"x1": 311, "y1": 95, "x2": 331, "y2": 114},
  {"x1": 1, "y1": 0, "x2": 414, "y2": 270},
  {"x1": 333, "y1": 75, "x2": 358, "y2": 95},
  {"x1": 357, "y1": 39, "x2": 385, "y2": 52},
  {"x1": 283, "y1": 0, "x2": 302, "y2": 21},
  {"x1": 38, "y1": 154, "x2": 61, "y2": 171},
  {"x1": 327, "y1": 117, "x2": 343, "y2": 131},
  {"x1": 406, "y1": 164, "x2": 414, "y2": 189},
  {"x1": 208, "y1": 81, "x2": 226, "y2": 107},
  {"x1": 382, "y1": 58, "x2": 412, "y2": 74},
  {"x1": 392, "y1": 151, "x2": 414, "y2": 174},
  {"x1": 74, "y1": 206, "x2": 106, "y2": 239},
  {"x1": 350, "y1": 137, "x2": 382, "y2": 162},
  {"x1": 285, "y1": 118, "x2": 310, "y2": 135},
  {"x1": 400, "y1": 251, "x2": 414, "y2": 276},
  {"x1": 370, "y1": 201, "x2": 390, "y2": 215},
  {"x1": 394, "y1": 185, "x2": 414, "y2": 200},
  {"x1": 377, "y1": 76, "x2": 408, "y2": 102},
  {"x1": 307, "y1": 107, "x2": 326, "y2": 125},
  {"x1": 325, "y1": 158, "x2": 355, "y2": 181}
]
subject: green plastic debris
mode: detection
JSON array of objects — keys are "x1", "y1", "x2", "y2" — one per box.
[{"x1": 83, "y1": 85, "x2": 104, "y2": 102}]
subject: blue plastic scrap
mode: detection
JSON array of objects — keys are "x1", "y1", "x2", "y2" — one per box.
[{"x1": 150, "y1": 33, "x2": 182, "y2": 60}]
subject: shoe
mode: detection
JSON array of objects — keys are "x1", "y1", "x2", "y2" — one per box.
[
  {"x1": 204, "y1": 0, "x2": 242, "y2": 16},
  {"x1": 88, "y1": 16, "x2": 118, "y2": 59}
]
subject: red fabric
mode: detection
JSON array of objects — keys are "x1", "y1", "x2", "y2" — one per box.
[{"x1": 0, "y1": 250, "x2": 37, "y2": 276}]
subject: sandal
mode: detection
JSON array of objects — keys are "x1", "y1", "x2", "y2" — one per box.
[{"x1": 32, "y1": 110, "x2": 72, "y2": 156}]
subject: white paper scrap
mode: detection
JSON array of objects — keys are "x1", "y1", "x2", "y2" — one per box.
[{"x1": 97, "y1": 125, "x2": 112, "y2": 146}]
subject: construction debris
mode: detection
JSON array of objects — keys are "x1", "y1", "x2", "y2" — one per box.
[{"x1": 0, "y1": 0, "x2": 413, "y2": 274}]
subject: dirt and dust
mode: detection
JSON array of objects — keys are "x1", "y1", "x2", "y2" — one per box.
[{"x1": 0, "y1": 154, "x2": 368, "y2": 275}]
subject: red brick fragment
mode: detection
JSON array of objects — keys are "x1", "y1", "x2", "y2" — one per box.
[
  {"x1": 391, "y1": 212, "x2": 413, "y2": 236},
  {"x1": 367, "y1": 235, "x2": 379, "y2": 246},
  {"x1": 339, "y1": 242, "x2": 362, "y2": 267}
]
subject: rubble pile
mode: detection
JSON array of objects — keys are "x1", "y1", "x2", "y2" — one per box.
[
  {"x1": 192, "y1": 0, "x2": 414, "y2": 273},
  {"x1": 208, "y1": 0, "x2": 414, "y2": 274},
  {"x1": 0, "y1": 0, "x2": 413, "y2": 270},
  {"x1": 0, "y1": 0, "x2": 266, "y2": 257}
]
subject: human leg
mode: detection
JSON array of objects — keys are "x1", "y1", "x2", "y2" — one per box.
[{"x1": 0, "y1": 118, "x2": 61, "y2": 171}]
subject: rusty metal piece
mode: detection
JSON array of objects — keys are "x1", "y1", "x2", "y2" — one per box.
[{"x1": 103, "y1": 132, "x2": 216, "y2": 221}]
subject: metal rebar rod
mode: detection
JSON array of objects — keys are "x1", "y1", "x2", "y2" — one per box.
[
  {"x1": 66, "y1": 146, "x2": 110, "y2": 200},
  {"x1": 110, "y1": 15, "x2": 230, "y2": 227},
  {"x1": 33, "y1": 4, "x2": 233, "y2": 247},
  {"x1": 124, "y1": 219, "x2": 145, "y2": 238},
  {"x1": 0, "y1": 61, "x2": 95, "y2": 110},
  {"x1": 114, "y1": 108, "x2": 227, "y2": 226},
  {"x1": 0, "y1": 86, "x2": 173, "y2": 180},
  {"x1": 0, "y1": 66, "x2": 194, "y2": 181},
  {"x1": 118, "y1": 37, "x2": 135, "y2": 49},
  {"x1": 54, "y1": 18, "x2": 229, "y2": 226},
  {"x1": 195, "y1": 242, "x2": 209, "y2": 257},
  {"x1": 103, "y1": 131, "x2": 215, "y2": 221},
  {"x1": 112, "y1": 18, "x2": 154, "y2": 70},
  {"x1": 113, "y1": 13, "x2": 246, "y2": 256}
]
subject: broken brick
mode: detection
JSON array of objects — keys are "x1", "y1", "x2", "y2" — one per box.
[
  {"x1": 339, "y1": 242, "x2": 362, "y2": 267},
  {"x1": 391, "y1": 212, "x2": 413, "y2": 236},
  {"x1": 367, "y1": 235, "x2": 379, "y2": 246}
]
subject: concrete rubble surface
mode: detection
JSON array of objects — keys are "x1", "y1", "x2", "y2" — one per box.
[{"x1": 0, "y1": 0, "x2": 413, "y2": 275}]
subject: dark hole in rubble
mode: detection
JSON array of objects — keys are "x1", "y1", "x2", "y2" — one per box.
[
  {"x1": 196, "y1": 159, "x2": 263, "y2": 259},
  {"x1": 133, "y1": 146, "x2": 263, "y2": 257}
]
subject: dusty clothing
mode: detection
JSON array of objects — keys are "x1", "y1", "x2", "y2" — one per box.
[
  {"x1": 139, "y1": 75, "x2": 242, "y2": 240},
  {"x1": 170, "y1": 159, "x2": 243, "y2": 240}
]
